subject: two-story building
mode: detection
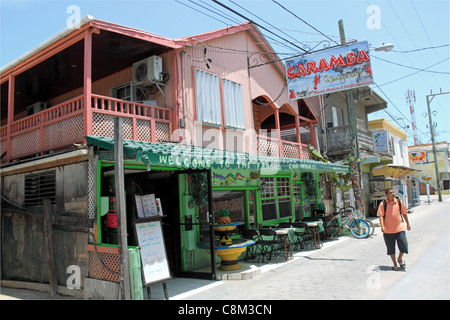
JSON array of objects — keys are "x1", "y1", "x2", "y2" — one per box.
[
  {"x1": 1, "y1": 17, "x2": 349, "y2": 295},
  {"x1": 369, "y1": 119, "x2": 421, "y2": 211},
  {"x1": 314, "y1": 87, "x2": 390, "y2": 216},
  {"x1": 409, "y1": 141, "x2": 450, "y2": 194}
]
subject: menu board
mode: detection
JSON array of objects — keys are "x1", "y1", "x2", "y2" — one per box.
[
  {"x1": 135, "y1": 221, "x2": 171, "y2": 285},
  {"x1": 135, "y1": 194, "x2": 160, "y2": 218}
]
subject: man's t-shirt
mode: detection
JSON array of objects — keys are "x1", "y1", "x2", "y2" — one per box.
[{"x1": 377, "y1": 198, "x2": 408, "y2": 234}]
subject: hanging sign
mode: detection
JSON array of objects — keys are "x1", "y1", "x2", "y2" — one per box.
[
  {"x1": 286, "y1": 41, "x2": 373, "y2": 99},
  {"x1": 372, "y1": 130, "x2": 389, "y2": 152},
  {"x1": 409, "y1": 152, "x2": 427, "y2": 164}
]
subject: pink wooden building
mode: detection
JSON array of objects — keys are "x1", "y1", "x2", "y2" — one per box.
[
  {"x1": 1, "y1": 17, "x2": 349, "y2": 295},
  {"x1": 1, "y1": 17, "x2": 318, "y2": 165}
]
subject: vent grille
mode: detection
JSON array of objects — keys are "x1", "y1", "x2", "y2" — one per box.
[{"x1": 24, "y1": 170, "x2": 56, "y2": 206}]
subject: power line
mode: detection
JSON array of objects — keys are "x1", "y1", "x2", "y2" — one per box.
[
  {"x1": 228, "y1": 0, "x2": 306, "y2": 53},
  {"x1": 271, "y1": 0, "x2": 340, "y2": 46},
  {"x1": 410, "y1": 0, "x2": 447, "y2": 73},
  {"x1": 371, "y1": 55, "x2": 450, "y2": 75},
  {"x1": 211, "y1": 0, "x2": 309, "y2": 53},
  {"x1": 392, "y1": 44, "x2": 449, "y2": 53},
  {"x1": 175, "y1": 0, "x2": 232, "y2": 26},
  {"x1": 373, "y1": 82, "x2": 430, "y2": 141},
  {"x1": 377, "y1": 58, "x2": 450, "y2": 87}
]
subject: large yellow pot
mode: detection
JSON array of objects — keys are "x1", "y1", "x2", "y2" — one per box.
[{"x1": 202, "y1": 239, "x2": 255, "y2": 271}]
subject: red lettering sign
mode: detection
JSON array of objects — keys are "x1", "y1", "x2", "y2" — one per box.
[{"x1": 286, "y1": 48, "x2": 371, "y2": 80}]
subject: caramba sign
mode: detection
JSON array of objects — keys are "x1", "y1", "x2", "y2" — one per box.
[{"x1": 286, "y1": 41, "x2": 373, "y2": 99}]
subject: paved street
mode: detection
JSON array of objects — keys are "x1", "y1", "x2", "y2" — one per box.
[
  {"x1": 172, "y1": 194, "x2": 449, "y2": 300},
  {"x1": 1, "y1": 195, "x2": 448, "y2": 300}
]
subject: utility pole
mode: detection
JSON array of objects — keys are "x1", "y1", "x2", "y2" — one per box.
[
  {"x1": 426, "y1": 90, "x2": 449, "y2": 203},
  {"x1": 338, "y1": 20, "x2": 358, "y2": 140},
  {"x1": 338, "y1": 19, "x2": 364, "y2": 214},
  {"x1": 114, "y1": 116, "x2": 131, "y2": 299}
]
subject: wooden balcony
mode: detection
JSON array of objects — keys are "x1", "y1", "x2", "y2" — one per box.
[
  {"x1": 326, "y1": 125, "x2": 377, "y2": 156},
  {"x1": 1, "y1": 94, "x2": 315, "y2": 164},
  {"x1": 256, "y1": 134, "x2": 314, "y2": 160},
  {"x1": 0, "y1": 94, "x2": 172, "y2": 163}
]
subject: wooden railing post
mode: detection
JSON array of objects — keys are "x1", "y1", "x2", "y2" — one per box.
[{"x1": 83, "y1": 29, "x2": 93, "y2": 138}]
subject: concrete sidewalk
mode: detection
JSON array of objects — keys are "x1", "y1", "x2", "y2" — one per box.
[{"x1": 1, "y1": 194, "x2": 448, "y2": 300}]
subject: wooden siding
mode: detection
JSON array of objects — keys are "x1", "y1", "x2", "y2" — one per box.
[{"x1": 180, "y1": 30, "x2": 294, "y2": 153}]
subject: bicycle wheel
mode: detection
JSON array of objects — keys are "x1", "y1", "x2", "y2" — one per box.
[
  {"x1": 364, "y1": 219, "x2": 375, "y2": 238},
  {"x1": 350, "y1": 219, "x2": 370, "y2": 238}
]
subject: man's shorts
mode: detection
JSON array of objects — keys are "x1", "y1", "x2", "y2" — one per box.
[{"x1": 383, "y1": 231, "x2": 408, "y2": 255}]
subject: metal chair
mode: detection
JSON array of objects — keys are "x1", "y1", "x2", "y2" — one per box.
[
  {"x1": 242, "y1": 229, "x2": 259, "y2": 261},
  {"x1": 257, "y1": 228, "x2": 282, "y2": 263},
  {"x1": 292, "y1": 222, "x2": 315, "y2": 250}
]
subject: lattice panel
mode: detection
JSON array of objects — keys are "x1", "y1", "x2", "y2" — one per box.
[
  {"x1": 92, "y1": 113, "x2": 133, "y2": 139},
  {"x1": 155, "y1": 122, "x2": 170, "y2": 142},
  {"x1": 302, "y1": 145, "x2": 313, "y2": 160},
  {"x1": 0, "y1": 140, "x2": 5, "y2": 157},
  {"x1": 282, "y1": 143, "x2": 300, "y2": 159},
  {"x1": 87, "y1": 154, "x2": 95, "y2": 219},
  {"x1": 136, "y1": 119, "x2": 151, "y2": 142},
  {"x1": 89, "y1": 251, "x2": 120, "y2": 283},
  {"x1": 44, "y1": 115, "x2": 84, "y2": 149},
  {"x1": 257, "y1": 137, "x2": 279, "y2": 157},
  {"x1": 11, "y1": 129, "x2": 41, "y2": 157}
]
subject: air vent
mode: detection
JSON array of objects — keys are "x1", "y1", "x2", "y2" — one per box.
[{"x1": 24, "y1": 170, "x2": 56, "y2": 206}]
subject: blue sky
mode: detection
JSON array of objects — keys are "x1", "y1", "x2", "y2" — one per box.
[{"x1": 1, "y1": 0, "x2": 449, "y2": 146}]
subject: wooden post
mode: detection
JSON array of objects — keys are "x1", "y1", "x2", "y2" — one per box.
[
  {"x1": 43, "y1": 199, "x2": 58, "y2": 298},
  {"x1": 114, "y1": 117, "x2": 131, "y2": 300},
  {"x1": 339, "y1": 19, "x2": 364, "y2": 214},
  {"x1": 83, "y1": 29, "x2": 93, "y2": 138}
]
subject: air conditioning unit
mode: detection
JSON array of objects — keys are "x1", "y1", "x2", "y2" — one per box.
[
  {"x1": 133, "y1": 55, "x2": 163, "y2": 86},
  {"x1": 26, "y1": 102, "x2": 47, "y2": 116}
]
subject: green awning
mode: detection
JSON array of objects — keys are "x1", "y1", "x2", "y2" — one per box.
[{"x1": 86, "y1": 135, "x2": 350, "y2": 173}]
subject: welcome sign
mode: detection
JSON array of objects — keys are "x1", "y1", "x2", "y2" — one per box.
[{"x1": 286, "y1": 41, "x2": 373, "y2": 99}]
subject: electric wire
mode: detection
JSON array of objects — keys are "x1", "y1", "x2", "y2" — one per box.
[
  {"x1": 211, "y1": 0, "x2": 309, "y2": 53},
  {"x1": 392, "y1": 44, "x2": 450, "y2": 54},
  {"x1": 271, "y1": 0, "x2": 340, "y2": 46},
  {"x1": 377, "y1": 57, "x2": 450, "y2": 87},
  {"x1": 371, "y1": 55, "x2": 450, "y2": 75}
]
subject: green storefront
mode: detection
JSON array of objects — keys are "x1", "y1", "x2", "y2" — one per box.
[{"x1": 87, "y1": 136, "x2": 349, "y2": 281}]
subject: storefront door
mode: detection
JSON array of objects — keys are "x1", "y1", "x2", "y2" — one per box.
[{"x1": 175, "y1": 170, "x2": 216, "y2": 280}]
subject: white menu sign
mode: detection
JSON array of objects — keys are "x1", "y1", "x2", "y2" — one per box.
[{"x1": 135, "y1": 221, "x2": 171, "y2": 284}]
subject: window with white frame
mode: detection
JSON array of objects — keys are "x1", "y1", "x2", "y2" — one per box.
[
  {"x1": 194, "y1": 69, "x2": 245, "y2": 129},
  {"x1": 194, "y1": 69, "x2": 222, "y2": 126},
  {"x1": 222, "y1": 79, "x2": 245, "y2": 129}
]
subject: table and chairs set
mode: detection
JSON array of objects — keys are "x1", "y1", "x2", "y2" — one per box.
[{"x1": 240, "y1": 219, "x2": 325, "y2": 264}]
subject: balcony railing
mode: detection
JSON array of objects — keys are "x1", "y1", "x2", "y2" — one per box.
[
  {"x1": 326, "y1": 125, "x2": 376, "y2": 156},
  {"x1": 256, "y1": 134, "x2": 314, "y2": 160},
  {"x1": 1, "y1": 94, "x2": 315, "y2": 163},
  {"x1": 1, "y1": 94, "x2": 172, "y2": 162}
]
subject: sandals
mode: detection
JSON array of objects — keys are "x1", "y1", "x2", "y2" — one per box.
[{"x1": 392, "y1": 260, "x2": 406, "y2": 271}]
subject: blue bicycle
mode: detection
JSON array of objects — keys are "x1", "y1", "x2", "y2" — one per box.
[{"x1": 327, "y1": 207, "x2": 370, "y2": 239}]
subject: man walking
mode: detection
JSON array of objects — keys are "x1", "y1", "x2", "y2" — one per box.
[{"x1": 377, "y1": 188, "x2": 411, "y2": 271}]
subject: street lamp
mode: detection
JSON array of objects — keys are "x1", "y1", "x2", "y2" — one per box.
[{"x1": 371, "y1": 43, "x2": 394, "y2": 52}]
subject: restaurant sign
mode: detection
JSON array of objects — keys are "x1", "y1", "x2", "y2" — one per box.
[{"x1": 286, "y1": 41, "x2": 373, "y2": 99}]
